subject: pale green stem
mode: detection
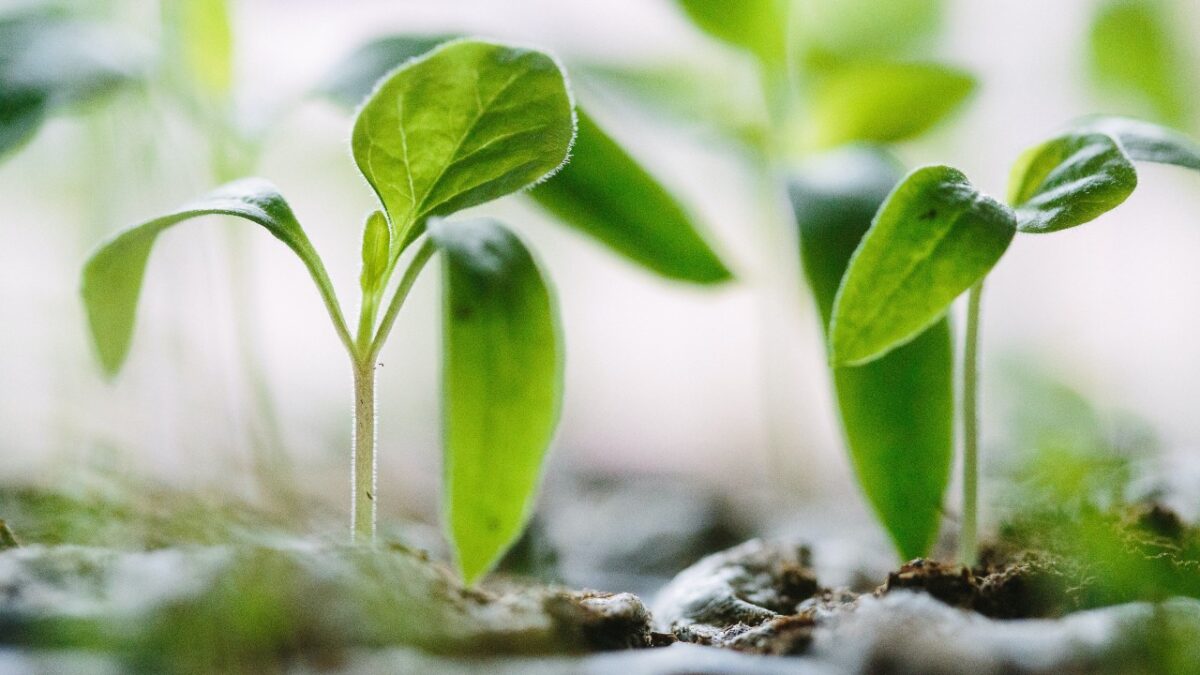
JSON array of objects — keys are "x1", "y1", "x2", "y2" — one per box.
[
  {"x1": 351, "y1": 357, "x2": 377, "y2": 542},
  {"x1": 369, "y1": 238, "x2": 438, "y2": 361},
  {"x1": 959, "y1": 281, "x2": 984, "y2": 566}
]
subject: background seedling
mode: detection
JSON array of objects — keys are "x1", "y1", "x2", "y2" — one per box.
[
  {"x1": 830, "y1": 116, "x2": 1200, "y2": 564},
  {"x1": 81, "y1": 39, "x2": 578, "y2": 583}
]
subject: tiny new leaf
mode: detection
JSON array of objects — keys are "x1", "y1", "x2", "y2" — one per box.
[
  {"x1": 352, "y1": 40, "x2": 575, "y2": 253},
  {"x1": 1077, "y1": 115, "x2": 1200, "y2": 171},
  {"x1": 81, "y1": 179, "x2": 340, "y2": 375},
  {"x1": 675, "y1": 0, "x2": 788, "y2": 67},
  {"x1": 530, "y1": 110, "x2": 732, "y2": 283},
  {"x1": 1008, "y1": 132, "x2": 1137, "y2": 233},
  {"x1": 792, "y1": 148, "x2": 953, "y2": 560},
  {"x1": 804, "y1": 61, "x2": 975, "y2": 150},
  {"x1": 430, "y1": 218, "x2": 562, "y2": 584},
  {"x1": 831, "y1": 165, "x2": 1016, "y2": 366}
]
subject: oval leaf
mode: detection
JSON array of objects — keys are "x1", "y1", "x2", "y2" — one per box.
[
  {"x1": 792, "y1": 148, "x2": 953, "y2": 560},
  {"x1": 1076, "y1": 115, "x2": 1200, "y2": 171},
  {"x1": 82, "y1": 179, "x2": 335, "y2": 376},
  {"x1": 430, "y1": 218, "x2": 562, "y2": 584},
  {"x1": 1008, "y1": 132, "x2": 1138, "y2": 233},
  {"x1": 675, "y1": 0, "x2": 787, "y2": 67},
  {"x1": 530, "y1": 110, "x2": 732, "y2": 284},
  {"x1": 804, "y1": 61, "x2": 975, "y2": 150},
  {"x1": 831, "y1": 165, "x2": 1016, "y2": 366},
  {"x1": 1088, "y1": 0, "x2": 1194, "y2": 127},
  {"x1": 352, "y1": 39, "x2": 575, "y2": 250}
]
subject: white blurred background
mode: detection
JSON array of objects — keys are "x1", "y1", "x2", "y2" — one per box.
[{"x1": 2, "y1": 0, "x2": 1200, "y2": 527}]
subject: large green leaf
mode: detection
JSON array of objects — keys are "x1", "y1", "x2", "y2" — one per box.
[
  {"x1": 1077, "y1": 115, "x2": 1200, "y2": 171},
  {"x1": 1088, "y1": 0, "x2": 1194, "y2": 127},
  {"x1": 352, "y1": 39, "x2": 575, "y2": 252},
  {"x1": 530, "y1": 110, "x2": 731, "y2": 283},
  {"x1": 0, "y1": 13, "x2": 136, "y2": 158},
  {"x1": 82, "y1": 179, "x2": 341, "y2": 375},
  {"x1": 675, "y1": 0, "x2": 788, "y2": 67},
  {"x1": 430, "y1": 217, "x2": 561, "y2": 585},
  {"x1": 804, "y1": 61, "x2": 974, "y2": 150},
  {"x1": 831, "y1": 165, "x2": 1015, "y2": 366},
  {"x1": 792, "y1": 148, "x2": 952, "y2": 560},
  {"x1": 1008, "y1": 132, "x2": 1138, "y2": 233}
]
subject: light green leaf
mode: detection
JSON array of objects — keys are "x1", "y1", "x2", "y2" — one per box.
[
  {"x1": 1088, "y1": 0, "x2": 1194, "y2": 127},
  {"x1": 792, "y1": 148, "x2": 952, "y2": 560},
  {"x1": 318, "y1": 34, "x2": 454, "y2": 108},
  {"x1": 430, "y1": 217, "x2": 561, "y2": 585},
  {"x1": 530, "y1": 110, "x2": 732, "y2": 284},
  {"x1": 352, "y1": 39, "x2": 575, "y2": 252},
  {"x1": 831, "y1": 165, "x2": 1015, "y2": 366},
  {"x1": 163, "y1": 0, "x2": 234, "y2": 98},
  {"x1": 675, "y1": 0, "x2": 787, "y2": 67},
  {"x1": 1008, "y1": 132, "x2": 1138, "y2": 233},
  {"x1": 1076, "y1": 115, "x2": 1200, "y2": 171},
  {"x1": 82, "y1": 179, "x2": 341, "y2": 375},
  {"x1": 795, "y1": 0, "x2": 943, "y2": 65},
  {"x1": 804, "y1": 61, "x2": 975, "y2": 150},
  {"x1": 359, "y1": 210, "x2": 390, "y2": 294}
]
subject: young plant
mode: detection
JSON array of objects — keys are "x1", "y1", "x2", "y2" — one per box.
[
  {"x1": 80, "y1": 39, "x2": 577, "y2": 584},
  {"x1": 830, "y1": 116, "x2": 1200, "y2": 564}
]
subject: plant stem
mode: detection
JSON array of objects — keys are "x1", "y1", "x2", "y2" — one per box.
[
  {"x1": 959, "y1": 281, "x2": 984, "y2": 566},
  {"x1": 351, "y1": 358, "x2": 377, "y2": 542}
]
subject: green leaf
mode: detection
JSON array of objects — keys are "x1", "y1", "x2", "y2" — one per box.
[
  {"x1": 318, "y1": 34, "x2": 454, "y2": 108},
  {"x1": 359, "y1": 210, "x2": 391, "y2": 294},
  {"x1": 163, "y1": 0, "x2": 234, "y2": 99},
  {"x1": 1008, "y1": 132, "x2": 1138, "y2": 233},
  {"x1": 1088, "y1": 0, "x2": 1194, "y2": 127},
  {"x1": 530, "y1": 110, "x2": 731, "y2": 284},
  {"x1": 352, "y1": 39, "x2": 576, "y2": 252},
  {"x1": 831, "y1": 165, "x2": 1015, "y2": 366},
  {"x1": 82, "y1": 179, "x2": 340, "y2": 375},
  {"x1": 1076, "y1": 115, "x2": 1200, "y2": 171},
  {"x1": 804, "y1": 61, "x2": 975, "y2": 150},
  {"x1": 0, "y1": 13, "x2": 136, "y2": 159},
  {"x1": 430, "y1": 217, "x2": 561, "y2": 584},
  {"x1": 675, "y1": 0, "x2": 787, "y2": 67},
  {"x1": 795, "y1": 0, "x2": 943, "y2": 65},
  {"x1": 792, "y1": 148, "x2": 953, "y2": 560}
]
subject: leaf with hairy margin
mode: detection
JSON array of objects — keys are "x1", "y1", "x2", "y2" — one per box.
[
  {"x1": 831, "y1": 165, "x2": 1015, "y2": 366},
  {"x1": 351, "y1": 39, "x2": 575, "y2": 253},
  {"x1": 1076, "y1": 115, "x2": 1200, "y2": 171},
  {"x1": 1008, "y1": 132, "x2": 1137, "y2": 233}
]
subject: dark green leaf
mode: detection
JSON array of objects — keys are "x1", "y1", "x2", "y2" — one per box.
[
  {"x1": 1088, "y1": 0, "x2": 1194, "y2": 127},
  {"x1": 1009, "y1": 132, "x2": 1138, "y2": 233},
  {"x1": 804, "y1": 61, "x2": 975, "y2": 149},
  {"x1": 82, "y1": 179, "x2": 338, "y2": 375},
  {"x1": 319, "y1": 34, "x2": 454, "y2": 107},
  {"x1": 831, "y1": 165, "x2": 1015, "y2": 366},
  {"x1": 1076, "y1": 115, "x2": 1200, "y2": 171},
  {"x1": 530, "y1": 110, "x2": 731, "y2": 284},
  {"x1": 675, "y1": 0, "x2": 787, "y2": 67},
  {"x1": 0, "y1": 13, "x2": 137, "y2": 158},
  {"x1": 430, "y1": 217, "x2": 561, "y2": 584},
  {"x1": 792, "y1": 148, "x2": 952, "y2": 560},
  {"x1": 352, "y1": 39, "x2": 575, "y2": 252}
]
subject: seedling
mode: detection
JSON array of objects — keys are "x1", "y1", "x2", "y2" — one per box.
[
  {"x1": 80, "y1": 39, "x2": 577, "y2": 583},
  {"x1": 830, "y1": 116, "x2": 1200, "y2": 564}
]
